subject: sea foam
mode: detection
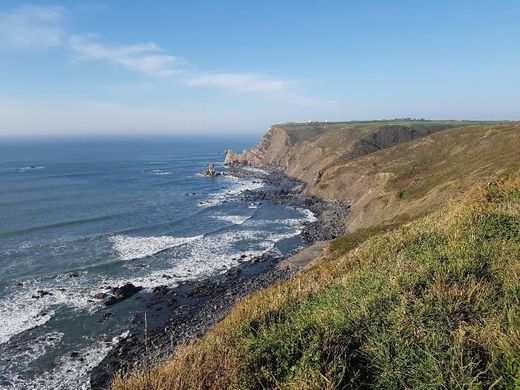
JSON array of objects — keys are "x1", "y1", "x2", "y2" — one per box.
[
  {"x1": 109, "y1": 234, "x2": 203, "y2": 261},
  {"x1": 198, "y1": 176, "x2": 263, "y2": 208}
]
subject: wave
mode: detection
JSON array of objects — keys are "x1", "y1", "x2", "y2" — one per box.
[
  {"x1": 212, "y1": 214, "x2": 251, "y2": 225},
  {"x1": 0, "y1": 274, "x2": 93, "y2": 346},
  {"x1": 18, "y1": 166, "x2": 44, "y2": 172},
  {"x1": 100, "y1": 226, "x2": 298, "y2": 290},
  {"x1": 0, "y1": 210, "x2": 309, "y2": 347},
  {"x1": 240, "y1": 166, "x2": 268, "y2": 175},
  {"x1": 109, "y1": 234, "x2": 203, "y2": 261},
  {"x1": 152, "y1": 169, "x2": 172, "y2": 176},
  {"x1": 297, "y1": 207, "x2": 318, "y2": 223},
  {"x1": 198, "y1": 177, "x2": 263, "y2": 209},
  {"x1": 1, "y1": 330, "x2": 129, "y2": 389}
]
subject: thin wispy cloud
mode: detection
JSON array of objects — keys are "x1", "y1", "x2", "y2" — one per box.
[
  {"x1": 0, "y1": 5, "x2": 65, "y2": 49},
  {"x1": 187, "y1": 73, "x2": 292, "y2": 93},
  {"x1": 69, "y1": 36, "x2": 177, "y2": 77},
  {"x1": 0, "y1": 4, "x2": 315, "y2": 104},
  {"x1": 186, "y1": 73, "x2": 323, "y2": 107}
]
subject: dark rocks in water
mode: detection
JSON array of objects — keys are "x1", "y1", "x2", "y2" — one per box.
[
  {"x1": 153, "y1": 285, "x2": 169, "y2": 296},
  {"x1": 104, "y1": 283, "x2": 142, "y2": 306},
  {"x1": 93, "y1": 292, "x2": 107, "y2": 300},
  {"x1": 202, "y1": 162, "x2": 218, "y2": 176},
  {"x1": 32, "y1": 290, "x2": 52, "y2": 299},
  {"x1": 69, "y1": 272, "x2": 79, "y2": 278}
]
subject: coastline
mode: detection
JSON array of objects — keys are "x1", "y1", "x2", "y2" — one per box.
[{"x1": 90, "y1": 170, "x2": 348, "y2": 389}]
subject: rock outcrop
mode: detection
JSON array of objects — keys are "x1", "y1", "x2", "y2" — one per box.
[
  {"x1": 202, "y1": 163, "x2": 217, "y2": 176},
  {"x1": 224, "y1": 149, "x2": 262, "y2": 167},
  {"x1": 224, "y1": 125, "x2": 293, "y2": 167},
  {"x1": 103, "y1": 283, "x2": 142, "y2": 306}
]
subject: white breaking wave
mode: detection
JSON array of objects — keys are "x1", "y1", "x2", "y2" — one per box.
[
  {"x1": 0, "y1": 274, "x2": 93, "y2": 346},
  {"x1": 0, "y1": 298, "x2": 54, "y2": 346},
  {"x1": 198, "y1": 176, "x2": 263, "y2": 208},
  {"x1": 1, "y1": 331, "x2": 129, "y2": 390},
  {"x1": 19, "y1": 166, "x2": 44, "y2": 172},
  {"x1": 240, "y1": 167, "x2": 268, "y2": 175},
  {"x1": 110, "y1": 234, "x2": 203, "y2": 261},
  {"x1": 297, "y1": 208, "x2": 318, "y2": 222},
  {"x1": 152, "y1": 169, "x2": 171, "y2": 176},
  {"x1": 103, "y1": 228, "x2": 293, "y2": 290},
  {"x1": 213, "y1": 214, "x2": 250, "y2": 225}
]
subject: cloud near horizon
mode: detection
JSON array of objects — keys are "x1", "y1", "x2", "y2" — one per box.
[{"x1": 0, "y1": 4, "x2": 309, "y2": 97}]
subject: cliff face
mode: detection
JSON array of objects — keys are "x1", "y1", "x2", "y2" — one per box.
[
  {"x1": 225, "y1": 120, "x2": 520, "y2": 232},
  {"x1": 224, "y1": 126, "x2": 292, "y2": 167}
]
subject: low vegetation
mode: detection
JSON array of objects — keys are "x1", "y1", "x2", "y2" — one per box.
[
  {"x1": 314, "y1": 122, "x2": 520, "y2": 231},
  {"x1": 114, "y1": 176, "x2": 520, "y2": 389}
]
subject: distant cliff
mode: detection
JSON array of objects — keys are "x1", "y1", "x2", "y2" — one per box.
[{"x1": 225, "y1": 120, "x2": 520, "y2": 232}]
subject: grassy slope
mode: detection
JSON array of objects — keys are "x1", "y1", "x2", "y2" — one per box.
[
  {"x1": 253, "y1": 121, "x2": 485, "y2": 228},
  {"x1": 115, "y1": 176, "x2": 520, "y2": 389},
  {"x1": 276, "y1": 120, "x2": 487, "y2": 144},
  {"x1": 254, "y1": 121, "x2": 519, "y2": 233},
  {"x1": 313, "y1": 122, "x2": 520, "y2": 231}
]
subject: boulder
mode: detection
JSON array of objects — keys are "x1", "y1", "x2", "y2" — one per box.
[{"x1": 104, "y1": 283, "x2": 142, "y2": 306}]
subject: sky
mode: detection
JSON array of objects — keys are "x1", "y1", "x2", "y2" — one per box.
[{"x1": 0, "y1": 0, "x2": 519, "y2": 137}]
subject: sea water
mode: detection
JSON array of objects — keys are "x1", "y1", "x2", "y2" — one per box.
[{"x1": 0, "y1": 137, "x2": 314, "y2": 389}]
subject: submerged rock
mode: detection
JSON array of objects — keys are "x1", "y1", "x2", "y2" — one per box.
[{"x1": 98, "y1": 312, "x2": 113, "y2": 323}]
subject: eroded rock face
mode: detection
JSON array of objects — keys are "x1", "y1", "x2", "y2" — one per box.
[
  {"x1": 223, "y1": 126, "x2": 293, "y2": 168},
  {"x1": 224, "y1": 149, "x2": 254, "y2": 166}
]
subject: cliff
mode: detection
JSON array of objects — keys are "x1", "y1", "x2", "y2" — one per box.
[
  {"x1": 118, "y1": 120, "x2": 520, "y2": 389},
  {"x1": 225, "y1": 120, "x2": 520, "y2": 231}
]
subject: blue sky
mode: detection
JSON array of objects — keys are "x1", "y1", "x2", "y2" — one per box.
[{"x1": 0, "y1": 1, "x2": 519, "y2": 137}]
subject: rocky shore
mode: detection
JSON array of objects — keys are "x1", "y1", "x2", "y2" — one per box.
[{"x1": 90, "y1": 169, "x2": 348, "y2": 389}]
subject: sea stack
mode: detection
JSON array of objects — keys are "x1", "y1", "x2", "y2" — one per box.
[{"x1": 203, "y1": 162, "x2": 217, "y2": 176}]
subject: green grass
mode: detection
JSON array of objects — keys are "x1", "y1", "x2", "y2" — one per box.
[
  {"x1": 115, "y1": 176, "x2": 520, "y2": 390},
  {"x1": 276, "y1": 120, "x2": 490, "y2": 145}
]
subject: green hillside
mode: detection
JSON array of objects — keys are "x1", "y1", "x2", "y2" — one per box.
[{"x1": 115, "y1": 175, "x2": 520, "y2": 389}]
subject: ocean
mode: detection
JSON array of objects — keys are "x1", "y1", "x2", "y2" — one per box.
[{"x1": 0, "y1": 137, "x2": 315, "y2": 389}]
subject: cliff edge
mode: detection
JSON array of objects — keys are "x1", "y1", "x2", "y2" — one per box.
[{"x1": 225, "y1": 120, "x2": 520, "y2": 232}]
